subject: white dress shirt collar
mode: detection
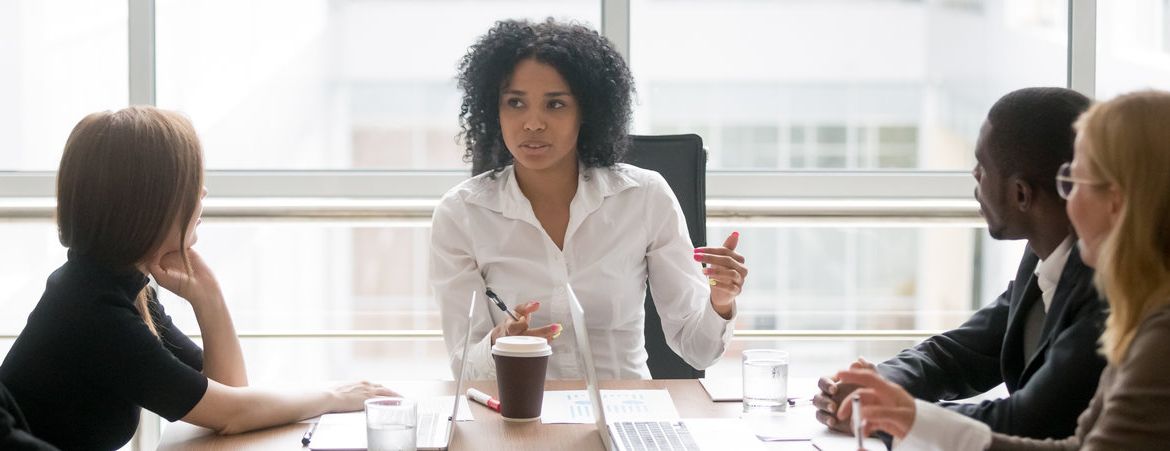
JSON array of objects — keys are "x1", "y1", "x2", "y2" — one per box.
[
  {"x1": 1034, "y1": 236, "x2": 1075, "y2": 313},
  {"x1": 462, "y1": 164, "x2": 642, "y2": 222}
]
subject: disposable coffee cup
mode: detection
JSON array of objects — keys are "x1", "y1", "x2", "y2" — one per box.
[{"x1": 492, "y1": 336, "x2": 552, "y2": 422}]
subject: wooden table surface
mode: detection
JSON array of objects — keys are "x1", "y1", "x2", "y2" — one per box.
[{"x1": 158, "y1": 379, "x2": 835, "y2": 451}]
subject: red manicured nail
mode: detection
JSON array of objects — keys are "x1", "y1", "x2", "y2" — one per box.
[
  {"x1": 693, "y1": 254, "x2": 703, "y2": 261},
  {"x1": 732, "y1": 231, "x2": 740, "y2": 238}
]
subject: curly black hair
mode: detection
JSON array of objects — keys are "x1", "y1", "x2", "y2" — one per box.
[{"x1": 457, "y1": 18, "x2": 635, "y2": 176}]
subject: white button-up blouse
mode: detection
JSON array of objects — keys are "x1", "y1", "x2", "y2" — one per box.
[{"x1": 430, "y1": 163, "x2": 735, "y2": 380}]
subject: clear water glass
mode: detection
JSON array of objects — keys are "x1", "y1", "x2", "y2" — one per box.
[
  {"x1": 742, "y1": 349, "x2": 789, "y2": 414},
  {"x1": 366, "y1": 397, "x2": 417, "y2": 451}
]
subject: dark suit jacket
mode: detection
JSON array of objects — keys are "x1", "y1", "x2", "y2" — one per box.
[{"x1": 877, "y1": 244, "x2": 1107, "y2": 439}]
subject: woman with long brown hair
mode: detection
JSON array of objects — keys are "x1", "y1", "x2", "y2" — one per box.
[
  {"x1": 0, "y1": 106, "x2": 396, "y2": 450},
  {"x1": 828, "y1": 90, "x2": 1170, "y2": 450}
]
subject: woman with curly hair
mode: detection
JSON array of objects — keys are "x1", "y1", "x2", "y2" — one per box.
[{"x1": 431, "y1": 19, "x2": 749, "y2": 380}]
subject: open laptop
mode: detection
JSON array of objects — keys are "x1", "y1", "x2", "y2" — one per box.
[
  {"x1": 564, "y1": 284, "x2": 765, "y2": 451},
  {"x1": 310, "y1": 291, "x2": 476, "y2": 451},
  {"x1": 417, "y1": 290, "x2": 476, "y2": 449}
]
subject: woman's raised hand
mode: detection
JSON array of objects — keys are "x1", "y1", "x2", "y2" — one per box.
[
  {"x1": 489, "y1": 301, "x2": 562, "y2": 345},
  {"x1": 694, "y1": 232, "x2": 748, "y2": 317}
]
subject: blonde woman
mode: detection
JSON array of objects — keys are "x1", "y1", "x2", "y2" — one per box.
[
  {"x1": 0, "y1": 107, "x2": 396, "y2": 450},
  {"x1": 829, "y1": 90, "x2": 1170, "y2": 450}
]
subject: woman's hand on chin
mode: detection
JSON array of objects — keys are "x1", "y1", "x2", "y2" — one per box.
[{"x1": 149, "y1": 247, "x2": 224, "y2": 307}]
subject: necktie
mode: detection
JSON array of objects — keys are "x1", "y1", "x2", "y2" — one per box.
[{"x1": 1022, "y1": 276, "x2": 1046, "y2": 359}]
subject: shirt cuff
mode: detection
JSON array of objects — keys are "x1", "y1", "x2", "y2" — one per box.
[
  {"x1": 700, "y1": 301, "x2": 736, "y2": 355},
  {"x1": 464, "y1": 332, "x2": 498, "y2": 380},
  {"x1": 896, "y1": 400, "x2": 991, "y2": 451}
]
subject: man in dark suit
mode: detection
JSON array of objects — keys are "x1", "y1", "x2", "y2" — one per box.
[{"x1": 813, "y1": 87, "x2": 1107, "y2": 440}]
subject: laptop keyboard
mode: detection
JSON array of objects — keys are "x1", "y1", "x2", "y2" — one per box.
[{"x1": 613, "y1": 421, "x2": 699, "y2": 451}]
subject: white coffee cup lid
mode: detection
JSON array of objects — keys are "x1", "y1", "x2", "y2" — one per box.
[{"x1": 492, "y1": 336, "x2": 552, "y2": 357}]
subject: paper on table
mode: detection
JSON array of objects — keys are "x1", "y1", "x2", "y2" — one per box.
[
  {"x1": 311, "y1": 395, "x2": 474, "y2": 424},
  {"x1": 698, "y1": 377, "x2": 742, "y2": 402},
  {"x1": 308, "y1": 396, "x2": 475, "y2": 451},
  {"x1": 743, "y1": 405, "x2": 826, "y2": 441},
  {"x1": 809, "y1": 429, "x2": 885, "y2": 451},
  {"x1": 307, "y1": 419, "x2": 363, "y2": 451},
  {"x1": 540, "y1": 389, "x2": 679, "y2": 424}
]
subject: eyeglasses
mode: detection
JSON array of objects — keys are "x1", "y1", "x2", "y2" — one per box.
[{"x1": 1055, "y1": 162, "x2": 1107, "y2": 199}]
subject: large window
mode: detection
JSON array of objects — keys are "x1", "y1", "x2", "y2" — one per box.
[
  {"x1": 1, "y1": 0, "x2": 1164, "y2": 409},
  {"x1": 629, "y1": 0, "x2": 1068, "y2": 171},
  {"x1": 155, "y1": 0, "x2": 599, "y2": 170},
  {"x1": 0, "y1": 0, "x2": 127, "y2": 171},
  {"x1": 1096, "y1": 0, "x2": 1170, "y2": 98}
]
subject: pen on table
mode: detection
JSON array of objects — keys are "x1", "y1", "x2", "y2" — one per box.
[
  {"x1": 300, "y1": 421, "x2": 319, "y2": 446},
  {"x1": 852, "y1": 395, "x2": 864, "y2": 450},
  {"x1": 484, "y1": 288, "x2": 519, "y2": 321},
  {"x1": 466, "y1": 387, "x2": 501, "y2": 412}
]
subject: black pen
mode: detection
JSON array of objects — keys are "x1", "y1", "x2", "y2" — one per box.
[
  {"x1": 301, "y1": 422, "x2": 318, "y2": 446},
  {"x1": 484, "y1": 288, "x2": 519, "y2": 321}
]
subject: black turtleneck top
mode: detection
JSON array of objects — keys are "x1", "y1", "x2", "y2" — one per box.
[
  {"x1": 0, "y1": 381, "x2": 57, "y2": 450},
  {"x1": 0, "y1": 251, "x2": 208, "y2": 451}
]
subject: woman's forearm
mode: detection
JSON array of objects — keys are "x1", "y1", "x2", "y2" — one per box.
[
  {"x1": 184, "y1": 382, "x2": 335, "y2": 434},
  {"x1": 184, "y1": 380, "x2": 394, "y2": 435},
  {"x1": 218, "y1": 388, "x2": 335, "y2": 434},
  {"x1": 192, "y1": 295, "x2": 248, "y2": 387}
]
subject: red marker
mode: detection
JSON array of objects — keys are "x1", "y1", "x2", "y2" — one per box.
[{"x1": 466, "y1": 388, "x2": 500, "y2": 412}]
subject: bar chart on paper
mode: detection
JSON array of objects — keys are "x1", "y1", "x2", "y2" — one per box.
[{"x1": 541, "y1": 389, "x2": 680, "y2": 424}]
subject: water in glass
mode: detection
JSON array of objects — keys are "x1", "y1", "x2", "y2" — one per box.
[
  {"x1": 742, "y1": 350, "x2": 788, "y2": 414},
  {"x1": 366, "y1": 397, "x2": 417, "y2": 451},
  {"x1": 367, "y1": 423, "x2": 417, "y2": 451}
]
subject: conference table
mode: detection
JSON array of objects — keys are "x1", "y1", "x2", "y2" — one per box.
[{"x1": 158, "y1": 379, "x2": 865, "y2": 450}]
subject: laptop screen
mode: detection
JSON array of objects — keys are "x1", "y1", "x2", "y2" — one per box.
[
  {"x1": 566, "y1": 283, "x2": 616, "y2": 451},
  {"x1": 444, "y1": 290, "x2": 477, "y2": 446}
]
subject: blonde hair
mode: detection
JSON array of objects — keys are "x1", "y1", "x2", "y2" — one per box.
[
  {"x1": 57, "y1": 106, "x2": 204, "y2": 336},
  {"x1": 1074, "y1": 90, "x2": 1170, "y2": 364}
]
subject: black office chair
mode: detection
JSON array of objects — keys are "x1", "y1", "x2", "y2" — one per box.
[{"x1": 624, "y1": 134, "x2": 708, "y2": 379}]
